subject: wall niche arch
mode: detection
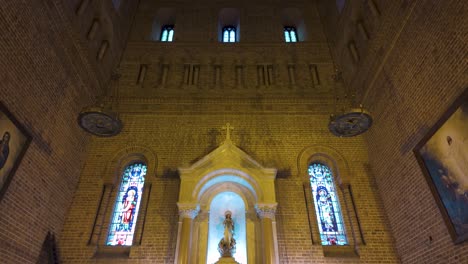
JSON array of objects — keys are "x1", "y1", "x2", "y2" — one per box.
[
  {"x1": 175, "y1": 139, "x2": 279, "y2": 264},
  {"x1": 297, "y1": 145, "x2": 363, "y2": 257}
]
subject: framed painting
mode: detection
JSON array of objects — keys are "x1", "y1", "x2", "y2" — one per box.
[
  {"x1": 414, "y1": 88, "x2": 468, "y2": 243},
  {"x1": 0, "y1": 102, "x2": 32, "y2": 201}
]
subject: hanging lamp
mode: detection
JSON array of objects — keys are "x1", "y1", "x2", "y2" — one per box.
[
  {"x1": 328, "y1": 69, "x2": 373, "y2": 137},
  {"x1": 78, "y1": 71, "x2": 123, "y2": 137}
]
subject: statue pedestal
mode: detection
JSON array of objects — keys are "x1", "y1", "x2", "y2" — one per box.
[{"x1": 215, "y1": 256, "x2": 240, "y2": 264}]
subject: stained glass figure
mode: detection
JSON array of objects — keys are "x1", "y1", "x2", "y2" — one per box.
[
  {"x1": 284, "y1": 27, "x2": 298, "y2": 43},
  {"x1": 308, "y1": 163, "x2": 348, "y2": 245},
  {"x1": 107, "y1": 163, "x2": 147, "y2": 246},
  {"x1": 223, "y1": 26, "x2": 236, "y2": 43},
  {"x1": 161, "y1": 25, "x2": 174, "y2": 42}
]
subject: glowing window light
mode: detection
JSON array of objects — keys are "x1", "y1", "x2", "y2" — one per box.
[
  {"x1": 222, "y1": 26, "x2": 236, "y2": 43},
  {"x1": 161, "y1": 25, "x2": 174, "y2": 42},
  {"x1": 308, "y1": 163, "x2": 348, "y2": 245},
  {"x1": 106, "y1": 163, "x2": 147, "y2": 246},
  {"x1": 284, "y1": 27, "x2": 298, "y2": 43}
]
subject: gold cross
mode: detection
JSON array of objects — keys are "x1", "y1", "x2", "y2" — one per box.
[{"x1": 222, "y1": 123, "x2": 234, "y2": 141}]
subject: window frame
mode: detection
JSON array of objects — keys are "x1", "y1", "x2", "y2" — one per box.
[
  {"x1": 106, "y1": 162, "x2": 148, "y2": 247},
  {"x1": 222, "y1": 26, "x2": 237, "y2": 43},
  {"x1": 298, "y1": 148, "x2": 362, "y2": 258},
  {"x1": 160, "y1": 25, "x2": 174, "y2": 42},
  {"x1": 284, "y1": 26, "x2": 298, "y2": 43},
  {"x1": 308, "y1": 162, "x2": 348, "y2": 246}
]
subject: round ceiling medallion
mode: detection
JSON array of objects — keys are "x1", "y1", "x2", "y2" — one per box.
[
  {"x1": 78, "y1": 107, "x2": 122, "y2": 137},
  {"x1": 328, "y1": 108, "x2": 373, "y2": 137}
]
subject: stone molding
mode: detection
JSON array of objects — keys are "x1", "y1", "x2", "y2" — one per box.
[
  {"x1": 177, "y1": 203, "x2": 200, "y2": 219},
  {"x1": 255, "y1": 203, "x2": 278, "y2": 219}
]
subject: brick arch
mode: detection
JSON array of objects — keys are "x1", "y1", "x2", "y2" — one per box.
[
  {"x1": 103, "y1": 146, "x2": 157, "y2": 185},
  {"x1": 297, "y1": 145, "x2": 351, "y2": 186}
]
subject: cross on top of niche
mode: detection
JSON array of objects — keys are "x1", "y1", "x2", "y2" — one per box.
[{"x1": 222, "y1": 123, "x2": 234, "y2": 141}]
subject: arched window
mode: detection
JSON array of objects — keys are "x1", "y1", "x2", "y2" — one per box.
[
  {"x1": 161, "y1": 25, "x2": 174, "y2": 42},
  {"x1": 308, "y1": 163, "x2": 348, "y2": 245},
  {"x1": 222, "y1": 26, "x2": 236, "y2": 42},
  {"x1": 107, "y1": 163, "x2": 147, "y2": 246},
  {"x1": 284, "y1": 26, "x2": 297, "y2": 42}
]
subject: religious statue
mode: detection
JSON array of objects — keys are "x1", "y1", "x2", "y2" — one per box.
[
  {"x1": 0, "y1": 132, "x2": 10, "y2": 170},
  {"x1": 218, "y1": 210, "x2": 236, "y2": 257}
]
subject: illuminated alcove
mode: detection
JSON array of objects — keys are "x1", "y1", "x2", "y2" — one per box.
[
  {"x1": 207, "y1": 191, "x2": 247, "y2": 263},
  {"x1": 193, "y1": 172, "x2": 259, "y2": 264},
  {"x1": 175, "y1": 138, "x2": 279, "y2": 264}
]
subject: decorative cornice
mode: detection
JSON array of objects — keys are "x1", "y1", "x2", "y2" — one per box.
[
  {"x1": 177, "y1": 203, "x2": 200, "y2": 219},
  {"x1": 255, "y1": 203, "x2": 278, "y2": 219}
]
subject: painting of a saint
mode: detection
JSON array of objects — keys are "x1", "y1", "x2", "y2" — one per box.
[
  {"x1": 415, "y1": 89, "x2": 468, "y2": 243},
  {"x1": 0, "y1": 103, "x2": 31, "y2": 200},
  {"x1": 0, "y1": 132, "x2": 11, "y2": 169}
]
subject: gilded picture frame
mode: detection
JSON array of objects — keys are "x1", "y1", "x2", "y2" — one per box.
[
  {"x1": 0, "y1": 102, "x2": 32, "y2": 201},
  {"x1": 414, "y1": 88, "x2": 468, "y2": 243}
]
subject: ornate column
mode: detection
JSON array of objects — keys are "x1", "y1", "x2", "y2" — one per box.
[
  {"x1": 176, "y1": 203, "x2": 200, "y2": 264},
  {"x1": 255, "y1": 203, "x2": 278, "y2": 264}
]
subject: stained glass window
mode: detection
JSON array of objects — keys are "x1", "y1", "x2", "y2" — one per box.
[
  {"x1": 308, "y1": 163, "x2": 348, "y2": 245},
  {"x1": 161, "y1": 25, "x2": 174, "y2": 42},
  {"x1": 284, "y1": 27, "x2": 297, "y2": 43},
  {"x1": 107, "y1": 163, "x2": 147, "y2": 246},
  {"x1": 222, "y1": 26, "x2": 236, "y2": 42}
]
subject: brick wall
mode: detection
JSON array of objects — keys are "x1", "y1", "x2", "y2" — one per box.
[
  {"x1": 318, "y1": 0, "x2": 468, "y2": 263},
  {"x1": 59, "y1": 0, "x2": 398, "y2": 263},
  {"x1": 0, "y1": 0, "x2": 134, "y2": 263}
]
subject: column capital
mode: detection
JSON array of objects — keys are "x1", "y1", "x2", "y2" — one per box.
[
  {"x1": 177, "y1": 203, "x2": 200, "y2": 219},
  {"x1": 255, "y1": 203, "x2": 277, "y2": 219}
]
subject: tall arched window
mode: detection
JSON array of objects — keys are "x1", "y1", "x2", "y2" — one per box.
[
  {"x1": 107, "y1": 163, "x2": 147, "y2": 246},
  {"x1": 308, "y1": 163, "x2": 348, "y2": 245},
  {"x1": 222, "y1": 26, "x2": 236, "y2": 42}
]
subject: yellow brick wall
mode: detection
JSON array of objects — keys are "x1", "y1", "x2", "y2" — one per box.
[
  {"x1": 318, "y1": 0, "x2": 468, "y2": 263},
  {"x1": 59, "y1": 0, "x2": 398, "y2": 263}
]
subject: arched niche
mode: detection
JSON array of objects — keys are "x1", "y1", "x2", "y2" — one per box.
[
  {"x1": 151, "y1": 8, "x2": 176, "y2": 41},
  {"x1": 103, "y1": 146, "x2": 157, "y2": 185},
  {"x1": 175, "y1": 139, "x2": 279, "y2": 264},
  {"x1": 297, "y1": 145, "x2": 351, "y2": 186},
  {"x1": 281, "y1": 8, "x2": 307, "y2": 41}
]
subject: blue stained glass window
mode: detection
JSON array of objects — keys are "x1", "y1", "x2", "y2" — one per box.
[
  {"x1": 223, "y1": 26, "x2": 236, "y2": 42},
  {"x1": 107, "y1": 163, "x2": 147, "y2": 246},
  {"x1": 161, "y1": 25, "x2": 174, "y2": 42},
  {"x1": 308, "y1": 163, "x2": 348, "y2": 246},
  {"x1": 168, "y1": 29, "x2": 174, "y2": 41},
  {"x1": 284, "y1": 27, "x2": 298, "y2": 43},
  {"x1": 284, "y1": 31, "x2": 290, "y2": 42}
]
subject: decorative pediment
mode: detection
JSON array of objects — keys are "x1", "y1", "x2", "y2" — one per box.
[
  {"x1": 178, "y1": 126, "x2": 277, "y2": 205},
  {"x1": 180, "y1": 139, "x2": 273, "y2": 175}
]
